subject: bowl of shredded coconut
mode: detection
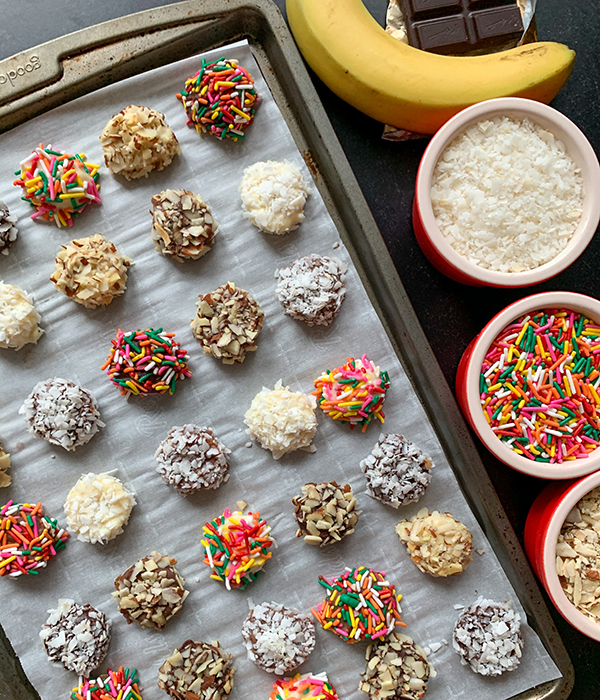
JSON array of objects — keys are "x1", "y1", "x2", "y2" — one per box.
[
  {"x1": 414, "y1": 98, "x2": 600, "y2": 287},
  {"x1": 456, "y1": 291, "x2": 600, "y2": 480},
  {"x1": 524, "y1": 470, "x2": 600, "y2": 641}
]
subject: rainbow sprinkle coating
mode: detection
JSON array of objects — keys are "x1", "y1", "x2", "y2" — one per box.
[
  {"x1": 102, "y1": 328, "x2": 191, "y2": 397},
  {"x1": 70, "y1": 667, "x2": 141, "y2": 700},
  {"x1": 480, "y1": 308, "x2": 600, "y2": 463},
  {"x1": 176, "y1": 57, "x2": 258, "y2": 141},
  {"x1": 270, "y1": 672, "x2": 339, "y2": 700},
  {"x1": 13, "y1": 144, "x2": 101, "y2": 228},
  {"x1": 202, "y1": 508, "x2": 274, "y2": 590},
  {"x1": 313, "y1": 355, "x2": 390, "y2": 431},
  {"x1": 312, "y1": 566, "x2": 405, "y2": 643},
  {"x1": 0, "y1": 501, "x2": 68, "y2": 578}
]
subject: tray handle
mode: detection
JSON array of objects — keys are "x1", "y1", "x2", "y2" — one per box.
[{"x1": 0, "y1": 0, "x2": 259, "y2": 108}]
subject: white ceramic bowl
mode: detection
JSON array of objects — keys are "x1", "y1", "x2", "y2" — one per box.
[
  {"x1": 525, "y1": 470, "x2": 600, "y2": 641},
  {"x1": 413, "y1": 97, "x2": 600, "y2": 287},
  {"x1": 456, "y1": 291, "x2": 600, "y2": 479}
]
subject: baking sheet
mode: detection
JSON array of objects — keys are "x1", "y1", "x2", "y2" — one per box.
[{"x1": 0, "y1": 40, "x2": 560, "y2": 700}]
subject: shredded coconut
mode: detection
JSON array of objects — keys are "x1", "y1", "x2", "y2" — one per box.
[
  {"x1": 240, "y1": 160, "x2": 310, "y2": 234},
  {"x1": 244, "y1": 381, "x2": 317, "y2": 459},
  {"x1": 241, "y1": 601, "x2": 316, "y2": 674},
  {"x1": 40, "y1": 599, "x2": 111, "y2": 676},
  {"x1": 276, "y1": 254, "x2": 347, "y2": 326},
  {"x1": 64, "y1": 472, "x2": 136, "y2": 544},
  {"x1": 453, "y1": 597, "x2": 523, "y2": 676},
  {"x1": 360, "y1": 433, "x2": 433, "y2": 508},
  {"x1": 0, "y1": 281, "x2": 43, "y2": 350},
  {"x1": 0, "y1": 200, "x2": 18, "y2": 255},
  {"x1": 155, "y1": 425, "x2": 230, "y2": 495},
  {"x1": 19, "y1": 378, "x2": 104, "y2": 451},
  {"x1": 431, "y1": 116, "x2": 584, "y2": 273}
]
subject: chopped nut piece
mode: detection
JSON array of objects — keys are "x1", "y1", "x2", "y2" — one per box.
[
  {"x1": 50, "y1": 234, "x2": 131, "y2": 309},
  {"x1": 396, "y1": 508, "x2": 472, "y2": 577},
  {"x1": 100, "y1": 104, "x2": 180, "y2": 180},
  {"x1": 158, "y1": 639, "x2": 234, "y2": 700},
  {"x1": 292, "y1": 481, "x2": 359, "y2": 546},
  {"x1": 151, "y1": 189, "x2": 218, "y2": 262},
  {"x1": 191, "y1": 282, "x2": 264, "y2": 364},
  {"x1": 360, "y1": 632, "x2": 435, "y2": 700},
  {"x1": 0, "y1": 441, "x2": 10, "y2": 487},
  {"x1": 557, "y1": 485, "x2": 600, "y2": 622},
  {"x1": 113, "y1": 551, "x2": 188, "y2": 630}
]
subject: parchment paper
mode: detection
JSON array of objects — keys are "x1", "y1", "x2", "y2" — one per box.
[{"x1": 0, "y1": 41, "x2": 560, "y2": 700}]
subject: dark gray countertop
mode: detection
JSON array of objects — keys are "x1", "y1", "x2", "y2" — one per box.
[{"x1": 1, "y1": 0, "x2": 599, "y2": 697}]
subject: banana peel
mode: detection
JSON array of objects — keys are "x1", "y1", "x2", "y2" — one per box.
[{"x1": 287, "y1": 0, "x2": 575, "y2": 134}]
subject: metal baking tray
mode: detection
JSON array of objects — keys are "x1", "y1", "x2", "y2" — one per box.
[{"x1": 0, "y1": 1, "x2": 573, "y2": 698}]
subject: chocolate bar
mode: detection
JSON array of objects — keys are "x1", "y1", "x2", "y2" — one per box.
[{"x1": 399, "y1": 0, "x2": 524, "y2": 56}]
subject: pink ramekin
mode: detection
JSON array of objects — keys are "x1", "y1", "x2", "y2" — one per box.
[
  {"x1": 525, "y1": 471, "x2": 600, "y2": 640},
  {"x1": 413, "y1": 97, "x2": 600, "y2": 287},
  {"x1": 456, "y1": 291, "x2": 600, "y2": 479}
]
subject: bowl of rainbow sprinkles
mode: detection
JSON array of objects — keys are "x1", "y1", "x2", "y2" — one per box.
[{"x1": 456, "y1": 291, "x2": 600, "y2": 479}]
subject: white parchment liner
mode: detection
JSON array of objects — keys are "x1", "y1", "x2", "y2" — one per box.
[{"x1": 0, "y1": 40, "x2": 560, "y2": 700}]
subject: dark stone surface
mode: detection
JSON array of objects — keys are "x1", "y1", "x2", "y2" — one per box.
[{"x1": 1, "y1": 0, "x2": 599, "y2": 697}]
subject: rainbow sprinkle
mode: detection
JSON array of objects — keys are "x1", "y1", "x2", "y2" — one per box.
[
  {"x1": 101, "y1": 327, "x2": 191, "y2": 397},
  {"x1": 313, "y1": 355, "x2": 390, "y2": 431},
  {"x1": 13, "y1": 144, "x2": 101, "y2": 228},
  {"x1": 480, "y1": 308, "x2": 600, "y2": 463},
  {"x1": 270, "y1": 672, "x2": 339, "y2": 699},
  {"x1": 312, "y1": 566, "x2": 405, "y2": 643},
  {"x1": 0, "y1": 501, "x2": 68, "y2": 578},
  {"x1": 70, "y1": 667, "x2": 141, "y2": 700},
  {"x1": 202, "y1": 508, "x2": 274, "y2": 590},
  {"x1": 176, "y1": 57, "x2": 259, "y2": 141}
]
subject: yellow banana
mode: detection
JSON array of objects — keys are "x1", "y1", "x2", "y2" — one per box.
[{"x1": 286, "y1": 0, "x2": 575, "y2": 134}]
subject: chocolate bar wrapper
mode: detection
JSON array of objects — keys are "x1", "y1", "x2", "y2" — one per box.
[{"x1": 382, "y1": 0, "x2": 537, "y2": 140}]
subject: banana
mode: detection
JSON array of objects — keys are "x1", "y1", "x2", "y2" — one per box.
[{"x1": 286, "y1": 0, "x2": 575, "y2": 134}]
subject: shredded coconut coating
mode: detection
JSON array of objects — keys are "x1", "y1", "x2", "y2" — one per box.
[
  {"x1": 19, "y1": 377, "x2": 104, "y2": 451},
  {"x1": 240, "y1": 160, "x2": 310, "y2": 234},
  {"x1": 64, "y1": 472, "x2": 136, "y2": 544},
  {"x1": 191, "y1": 282, "x2": 264, "y2": 364},
  {"x1": 360, "y1": 632, "x2": 436, "y2": 700},
  {"x1": 241, "y1": 602, "x2": 316, "y2": 675},
  {"x1": 155, "y1": 425, "x2": 230, "y2": 495},
  {"x1": 158, "y1": 639, "x2": 234, "y2": 700},
  {"x1": 360, "y1": 434, "x2": 433, "y2": 508},
  {"x1": 293, "y1": 481, "x2": 359, "y2": 546},
  {"x1": 113, "y1": 551, "x2": 188, "y2": 630},
  {"x1": 0, "y1": 200, "x2": 18, "y2": 255},
  {"x1": 0, "y1": 281, "x2": 43, "y2": 350},
  {"x1": 453, "y1": 597, "x2": 523, "y2": 676},
  {"x1": 100, "y1": 104, "x2": 181, "y2": 180},
  {"x1": 396, "y1": 508, "x2": 473, "y2": 577},
  {"x1": 40, "y1": 599, "x2": 111, "y2": 677},
  {"x1": 151, "y1": 189, "x2": 218, "y2": 262},
  {"x1": 50, "y1": 234, "x2": 132, "y2": 309},
  {"x1": 244, "y1": 381, "x2": 317, "y2": 459},
  {"x1": 431, "y1": 116, "x2": 584, "y2": 273},
  {"x1": 276, "y1": 254, "x2": 347, "y2": 326},
  {"x1": 0, "y1": 441, "x2": 10, "y2": 488}
]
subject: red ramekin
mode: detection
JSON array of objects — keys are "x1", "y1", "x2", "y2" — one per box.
[
  {"x1": 525, "y1": 471, "x2": 600, "y2": 640},
  {"x1": 457, "y1": 291, "x2": 600, "y2": 479},
  {"x1": 413, "y1": 97, "x2": 600, "y2": 287}
]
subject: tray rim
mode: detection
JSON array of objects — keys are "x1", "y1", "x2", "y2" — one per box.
[{"x1": 0, "y1": 2, "x2": 574, "y2": 699}]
